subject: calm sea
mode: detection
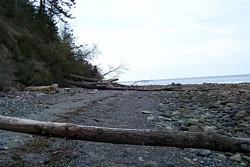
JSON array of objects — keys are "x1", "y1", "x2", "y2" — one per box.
[{"x1": 120, "y1": 74, "x2": 250, "y2": 86}]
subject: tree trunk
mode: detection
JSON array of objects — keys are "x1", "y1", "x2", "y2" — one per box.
[
  {"x1": 64, "y1": 73, "x2": 101, "y2": 82},
  {"x1": 0, "y1": 115, "x2": 249, "y2": 153},
  {"x1": 63, "y1": 79, "x2": 182, "y2": 91}
]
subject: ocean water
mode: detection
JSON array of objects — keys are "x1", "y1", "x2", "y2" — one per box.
[{"x1": 120, "y1": 74, "x2": 250, "y2": 86}]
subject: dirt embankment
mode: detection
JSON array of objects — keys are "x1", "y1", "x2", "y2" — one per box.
[{"x1": 0, "y1": 83, "x2": 250, "y2": 167}]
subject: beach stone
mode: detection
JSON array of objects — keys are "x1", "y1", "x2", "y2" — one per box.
[
  {"x1": 141, "y1": 110, "x2": 153, "y2": 114},
  {"x1": 188, "y1": 126, "x2": 204, "y2": 132},
  {"x1": 224, "y1": 107, "x2": 233, "y2": 113},
  {"x1": 142, "y1": 161, "x2": 159, "y2": 167},
  {"x1": 235, "y1": 110, "x2": 249, "y2": 118},
  {"x1": 220, "y1": 100, "x2": 234, "y2": 105},
  {"x1": 226, "y1": 102, "x2": 237, "y2": 108},
  {"x1": 158, "y1": 116, "x2": 172, "y2": 121},
  {"x1": 185, "y1": 119, "x2": 199, "y2": 126},
  {"x1": 229, "y1": 153, "x2": 242, "y2": 162},
  {"x1": 242, "y1": 155, "x2": 250, "y2": 163},
  {"x1": 0, "y1": 146, "x2": 8, "y2": 150},
  {"x1": 160, "y1": 113, "x2": 172, "y2": 118},
  {"x1": 238, "y1": 122, "x2": 249, "y2": 127},
  {"x1": 240, "y1": 162, "x2": 247, "y2": 166},
  {"x1": 244, "y1": 117, "x2": 250, "y2": 121},
  {"x1": 203, "y1": 126, "x2": 217, "y2": 132},
  {"x1": 176, "y1": 119, "x2": 185, "y2": 125},
  {"x1": 147, "y1": 116, "x2": 155, "y2": 121},
  {"x1": 180, "y1": 125, "x2": 188, "y2": 131},
  {"x1": 194, "y1": 149, "x2": 211, "y2": 157},
  {"x1": 209, "y1": 103, "x2": 220, "y2": 109},
  {"x1": 216, "y1": 153, "x2": 227, "y2": 160},
  {"x1": 158, "y1": 107, "x2": 167, "y2": 112},
  {"x1": 171, "y1": 111, "x2": 181, "y2": 116},
  {"x1": 156, "y1": 122, "x2": 166, "y2": 128},
  {"x1": 164, "y1": 162, "x2": 175, "y2": 167},
  {"x1": 165, "y1": 126, "x2": 173, "y2": 131}
]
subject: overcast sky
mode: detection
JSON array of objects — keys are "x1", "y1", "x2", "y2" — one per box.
[{"x1": 70, "y1": 0, "x2": 250, "y2": 81}]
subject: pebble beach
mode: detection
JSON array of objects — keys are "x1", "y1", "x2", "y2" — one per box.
[{"x1": 0, "y1": 83, "x2": 250, "y2": 167}]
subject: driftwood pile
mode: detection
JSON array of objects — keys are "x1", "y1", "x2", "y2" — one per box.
[
  {"x1": 62, "y1": 73, "x2": 183, "y2": 91},
  {"x1": 24, "y1": 74, "x2": 225, "y2": 93}
]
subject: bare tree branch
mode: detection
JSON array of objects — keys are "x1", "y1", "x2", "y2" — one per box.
[{"x1": 102, "y1": 62, "x2": 128, "y2": 79}]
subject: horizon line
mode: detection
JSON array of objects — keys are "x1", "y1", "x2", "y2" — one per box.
[{"x1": 120, "y1": 73, "x2": 250, "y2": 83}]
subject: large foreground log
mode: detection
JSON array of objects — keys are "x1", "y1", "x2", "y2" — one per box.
[{"x1": 0, "y1": 115, "x2": 249, "y2": 153}]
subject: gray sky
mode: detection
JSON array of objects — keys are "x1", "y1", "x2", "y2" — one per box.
[{"x1": 71, "y1": 0, "x2": 250, "y2": 81}]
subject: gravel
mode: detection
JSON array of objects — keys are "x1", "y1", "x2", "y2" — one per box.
[{"x1": 0, "y1": 83, "x2": 249, "y2": 167}]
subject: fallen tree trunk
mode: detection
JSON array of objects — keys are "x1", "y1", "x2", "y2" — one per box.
[
  {"x1": 64, "y1": 73, "x2": 101, "y2": 82},
  {"x1": 64, "y1": 79, "x2": 182, "y2": 91},
  {"x1": 0, "y1": 115, "x2": 249, "y2": 153},
  {"x1": 64, "y1": 73, "x2": 119, "y2": 83},
  {"x1": 63, "y1": 79, "x2": 109, "y2": 89}
]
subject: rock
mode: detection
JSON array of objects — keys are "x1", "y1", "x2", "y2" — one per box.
[
  {"x1": 156, "y1": 123, "x2": 173, "y2": 130},
  {"x1": 165, "y1": 126, "x2": 173, "y2": 131},
  {"x1": 160, "y1": 113, "x2": 171, "y2": 118},
  {"x1": 147, "y1": 116, "x2": 155, "y2": 121},
  {"x1": 141, "y1": 110, "x2": 153, "y2": 114},
  {"x1": 184, "y1": 157, "x2": 195, "y2": 165},
  {"x1": 158, "y1": 116, "x2": 172, "y2": 121},
  {"x1": 185, "y1": 119, "x2": 199, "y2": 126},
  {"x1": 171, "y1": 111, "x2": 180, "y2": 116},
  {"x1": 208, "y1": 103, "x2": 220, "y2": 109},
  {"x1": 226, "y1": 102, "x2": 237, "y2": 108},
  {"x1": 158, "y1": 107, "x2": 167, "y2": 112},
  {"x1": 87, "y1": 89, "x2": 98, "y2": 94},
  {"x1": 156, "y1": 122, "x2": 166, "y2": 127},
  {"x1": 0, "y1": 146, "x2": 8, "y2": 150},
  {"x1": 204, "y1": 126, "x2": 217, "y2": 132},
  {"x1": 188, "y1": 126, "x2": 204, "y2": 132},
  {"x1": 194, "y1": 149, "x2": 211, "y2": 157},
  {"x1": 216, "y1": 153, "x2": 227, "y2": 160},
  {"x1": 138, "y1": 157, "x2": 145, "y2": 162},
  {"x1": 142, "y1": 161, "x2": 159, "y2": 167},
  {"x1": 244, "y1": 117, "x2": 250, "y2": 121},
  {"x1": 239, "y1": 162, "x2": 247, "y2": 166},
  {"x1": 235, "y1": 110, "x2": 249, "y2": 118},
  {"x1": 180, "y1": 125, "x2": 188, "y2": 131},
  {"x1": 165, "y1": 162, "x2": 175, "y2": 167},
  {"x1": 176, "y1": 119, "x2": 185, "y2": 125},
  {"x1": 220, "y1": 100, "x2": 234, "y2": 105},
  {"x1": 242, "y1": 155, "x2": 250, "y2": 163},
  {"x1": 229, "y1": 153, "x2": 242, "y2": 162}
]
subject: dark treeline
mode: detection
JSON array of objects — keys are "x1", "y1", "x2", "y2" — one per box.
[{"x1": 0, "y1": 0, "x2": 102, "y2": 90}]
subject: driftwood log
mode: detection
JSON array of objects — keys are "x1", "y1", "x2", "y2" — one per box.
[
  {"x1": 64, "y1": 79, "x2": 182, "y2": 91},
  {"x1": 63, "y1": 73, "x2": 119, "y2": 83},
  {"x1": 24, "y1": 84, "x2": 58, "y2": 94},
  {"x1": 0, "y1": 115, "x2": 249, "y2": 153},
  {"x1": 64, "y1": 73, "x2": 101, "y2": 82}
]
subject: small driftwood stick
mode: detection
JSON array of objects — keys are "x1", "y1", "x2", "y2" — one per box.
[{"x1": 0, "y1": 115, "x2": 249, "y2": 153}]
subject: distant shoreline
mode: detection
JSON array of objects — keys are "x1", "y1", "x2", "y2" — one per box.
[{"x1": 120, "y1": 74, "x2": 250, "y2": 85}]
